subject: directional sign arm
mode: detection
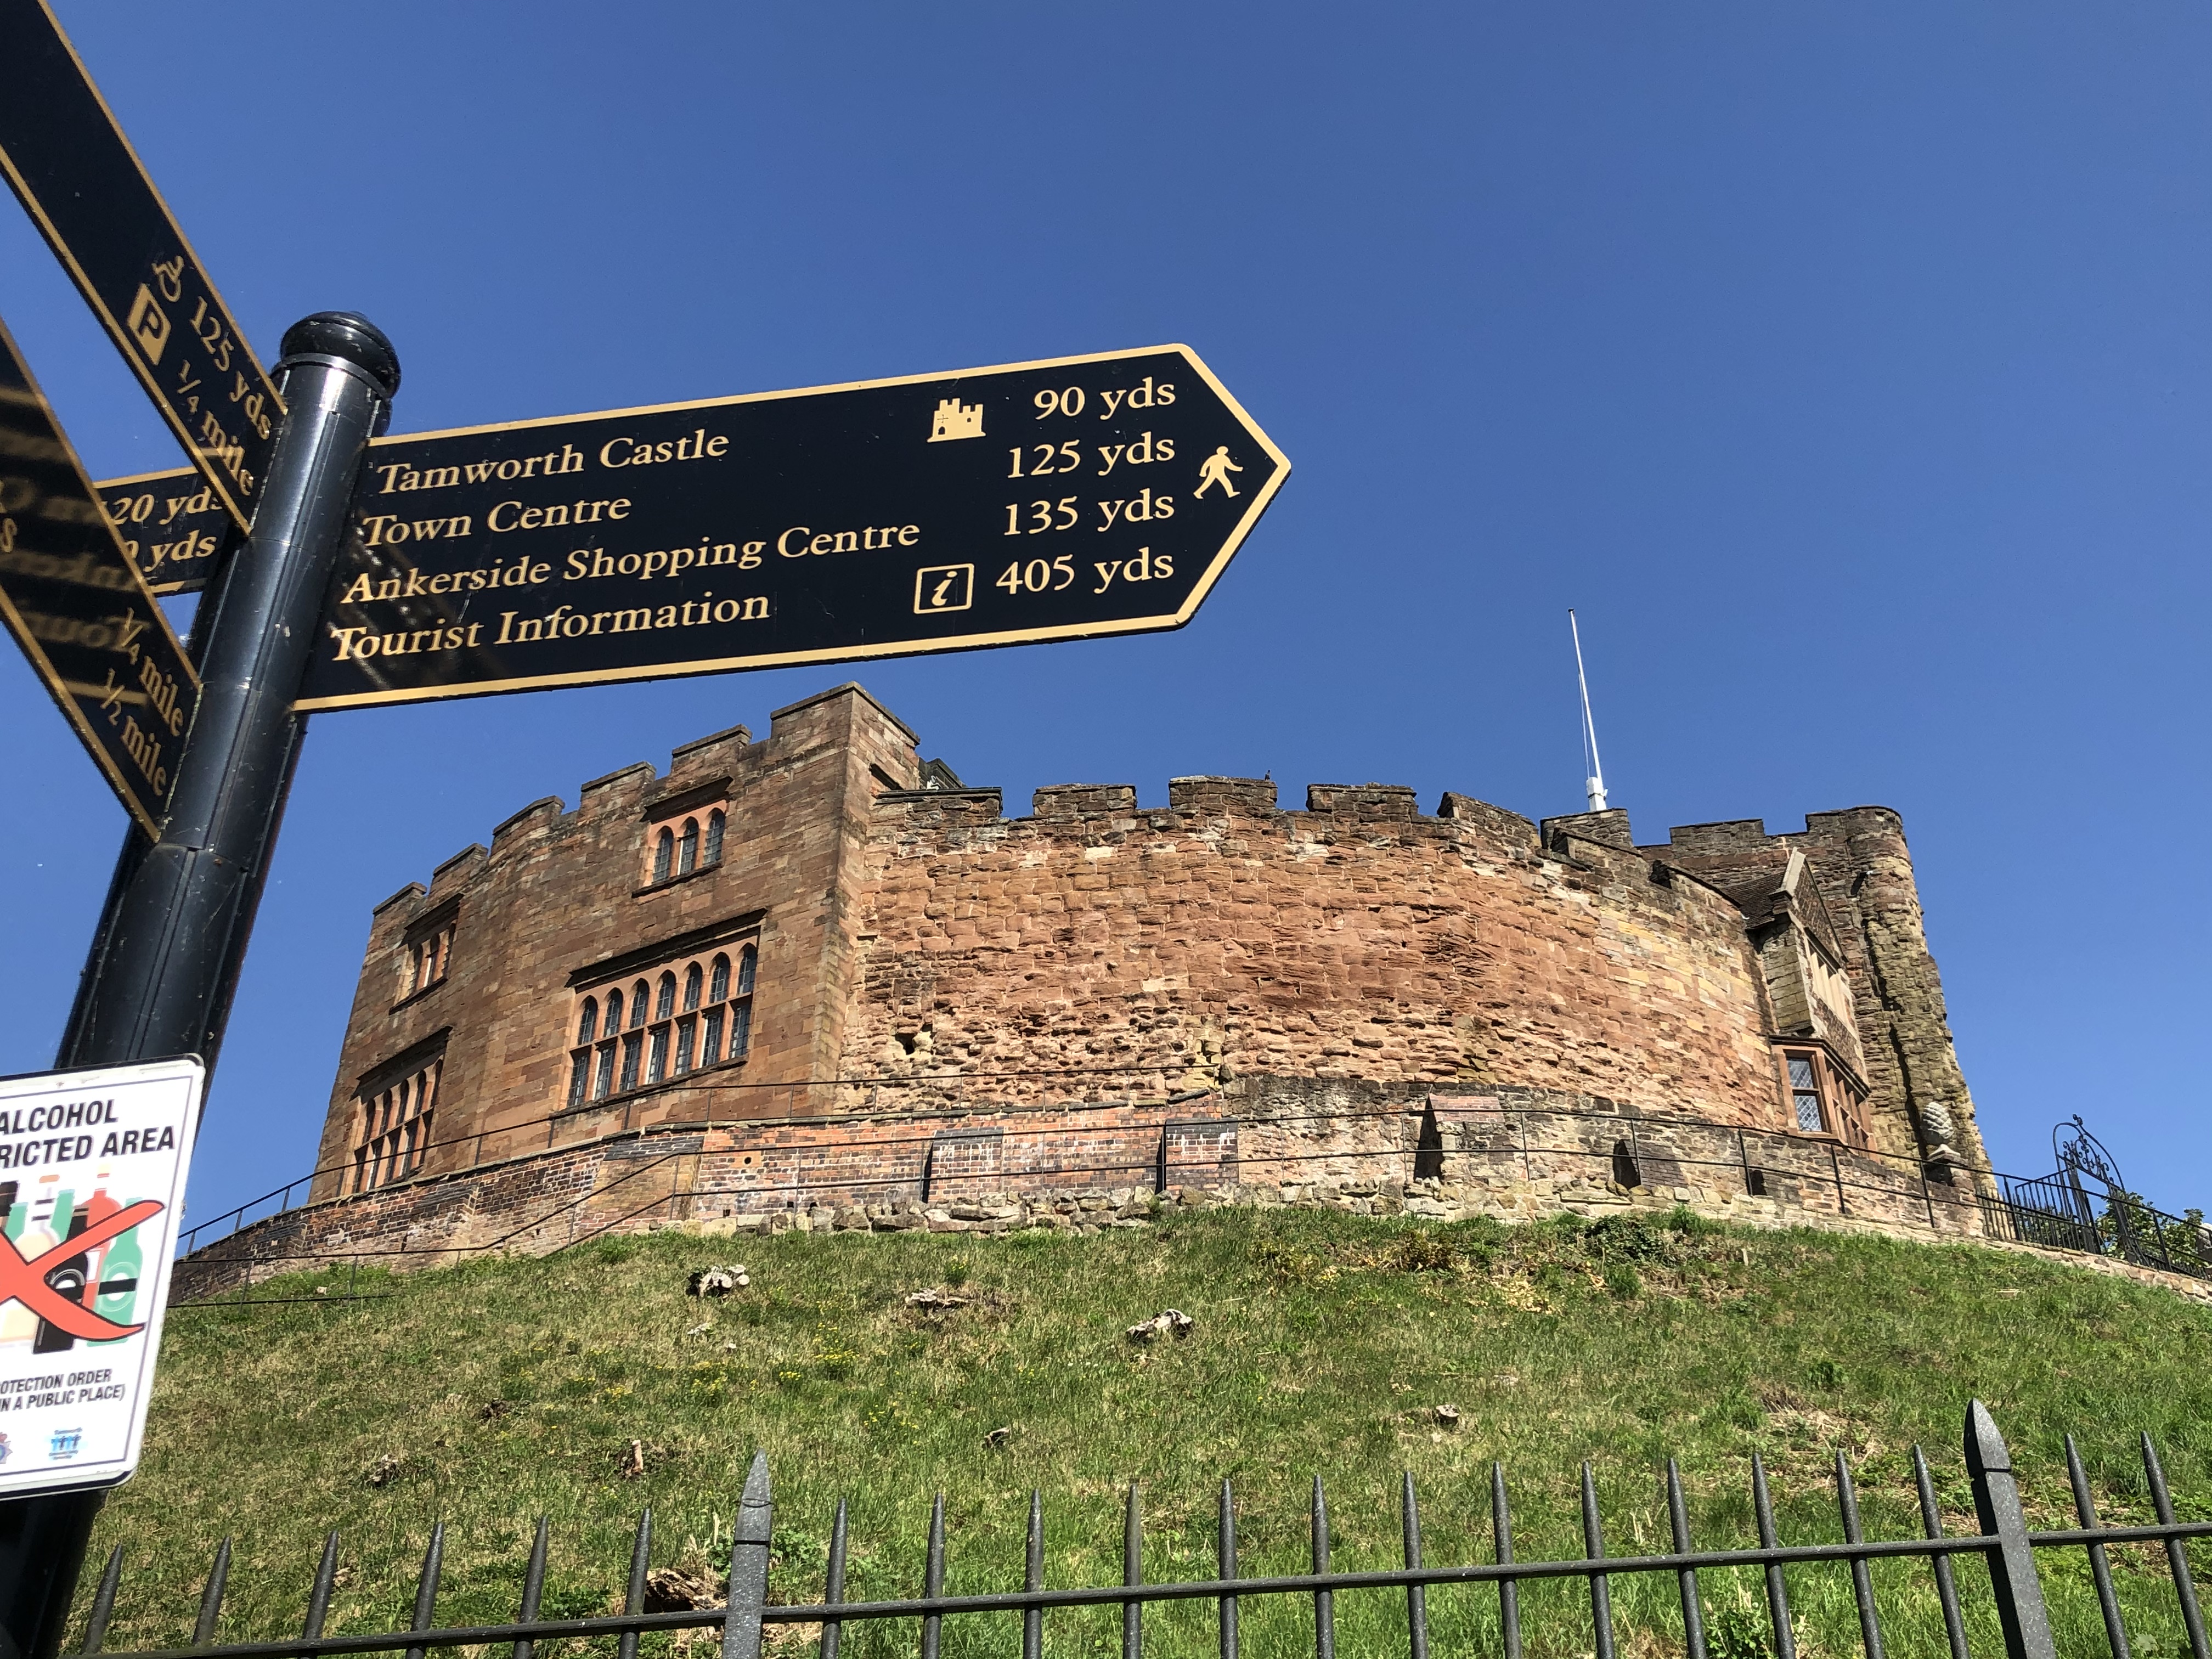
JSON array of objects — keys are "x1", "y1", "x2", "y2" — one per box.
[
  {"x1": 94, "y1": 466, "x2": 234, "y2": 595},
  {"x1": 0, "y1": 314, "x2": 201, "y2": 835},
  {"x1": 0, "y1": 0, "x2": 282, "y2": 532},
  {"x1": 296, "y1": 344, "x2": 1287, "y2": 710}
]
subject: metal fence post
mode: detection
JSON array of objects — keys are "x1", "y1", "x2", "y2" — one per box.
[
  {"x1": 723, "y1": 1452, "x2": 770, "y2": 1659},
  {"x1": 1964, "y1": 1401, "x2": 2056, "y2": 1659}
]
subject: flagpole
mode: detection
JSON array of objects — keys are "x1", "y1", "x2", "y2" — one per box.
[{"x1": 1570, "y1": 608, "x2": 1608, "y2": 812}]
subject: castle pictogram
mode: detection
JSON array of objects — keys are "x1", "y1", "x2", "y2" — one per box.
[{"x1": 928, "y1": 398, "x2": 984, "y2": 442}]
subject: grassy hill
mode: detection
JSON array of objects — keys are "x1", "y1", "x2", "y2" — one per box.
[{"x1": 88, "y1": 1207, "x2": 2212, "y2": 1659}]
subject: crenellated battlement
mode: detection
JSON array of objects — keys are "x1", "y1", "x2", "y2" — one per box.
[{"x1": 315, "y1": 682, "x2": 1985, "y2": 1236}]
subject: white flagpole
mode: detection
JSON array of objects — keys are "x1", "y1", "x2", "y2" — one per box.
[{"x1": 1570, "y1": 608, "x2": 1608, "y2": 812}]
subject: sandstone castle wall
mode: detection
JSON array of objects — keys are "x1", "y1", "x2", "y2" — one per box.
[{"x1": 191, "y1": 683, "x2": 1990, "y2": 1290}]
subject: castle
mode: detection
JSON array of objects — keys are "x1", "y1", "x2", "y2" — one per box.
[{"x1": 180, "y1": 683, "x2": 1996, "y2": 1291}]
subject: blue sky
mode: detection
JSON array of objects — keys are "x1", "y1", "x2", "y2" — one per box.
[{"x1": 1, "y1": 3, "x2": 2206, "y2": 1226}]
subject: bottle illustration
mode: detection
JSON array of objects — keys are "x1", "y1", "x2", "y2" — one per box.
[
  {"x1": 1, "y1": 1181, "x2": 59, "y2": 1347},
  {"x1": 33, "y1": 1209, "x2": 89, "y2": 1353},
  {"x1": 89, "y1": 1176, "x2": 138, "y2": 1340},
  {"x1": 77, "y1": 1176, "x2": 116, "y2": 1284}
]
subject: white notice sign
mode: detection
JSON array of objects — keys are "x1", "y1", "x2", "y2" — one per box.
[{"x1": 0, "y1": 1057, "x2": 200, "y2": 1497}]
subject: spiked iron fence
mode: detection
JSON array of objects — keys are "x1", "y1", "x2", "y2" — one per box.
[{"x1": 67, "y1": 1402, "x2": 2212, "y2": 1659}]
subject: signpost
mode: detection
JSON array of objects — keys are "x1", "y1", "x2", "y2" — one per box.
[
  {"x1": 0, "y1": 1058, "x2": 199, "y2": 1500},
  {"x1": 0, "y1": 0, "x2": 282, "y2": 533},
  {"x1": 0, "y1": 321, "x2": 198, "y2": 836},
  {"x1": 0, "y1": 2, "x2": 1286, "y2": 1647},
  {"x1": 301, "y1": 346, "x2": 1285, "y2": 709}
]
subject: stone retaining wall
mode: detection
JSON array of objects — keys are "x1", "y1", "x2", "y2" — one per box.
[{"x1": 171, "y1": 1079, "x2": 1990, "y2": 1300}]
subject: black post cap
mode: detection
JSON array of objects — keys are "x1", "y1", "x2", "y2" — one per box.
[{"x1": 278, "y1": 312, "x2": 400, "y2": 399}]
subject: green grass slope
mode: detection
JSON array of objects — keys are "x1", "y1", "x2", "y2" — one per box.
[{"x1": 91, "y1": 1209, "x2": 2212, "y2": 1659}]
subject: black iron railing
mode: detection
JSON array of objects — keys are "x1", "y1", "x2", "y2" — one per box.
[
  {"x1": 73, "y1": 1403, "x2": 2212, "y2": 1659},
  {"x1": 1980, "y1": 1176, "x2": 2210, "y2": 1280}
]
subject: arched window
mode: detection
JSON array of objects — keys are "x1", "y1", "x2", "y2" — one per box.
[
  {"x1": 652, "y1": 827, "x2": 674, "y2": 883},
  {"x1": 678, "y1": 817, "x2": 699, "y2": 876},
  {"x1": 569, "y1": 937, "x2": 759, "y2": 1101},
  {"x1": 352, "y1": 1052, "x2": 442, "y2": 1193},
  {"x1": 705, "y1": 809, "x2": 725, "y2": 865},
  {"x1": 570, "y1": 998, "x2": 600, "y2": 1107}
]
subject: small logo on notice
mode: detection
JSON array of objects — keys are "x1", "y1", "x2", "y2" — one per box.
[
  {"x1": 927, "y1": 398, "x2": 984, "y2": 442},
  {"x1": 47, "y1": 1429, "x2": 81, "y2": 1461},
  {"x1": 913, "y1": 564, "x2": 974, "y2": 614},
  {"x1": 0, "y1": 1431, "x2": 13, "y2": 1464}
]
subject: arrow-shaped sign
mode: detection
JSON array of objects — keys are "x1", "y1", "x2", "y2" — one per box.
[{"x1": 296, "y1": 344, "x2": 1288, "y2": 710}]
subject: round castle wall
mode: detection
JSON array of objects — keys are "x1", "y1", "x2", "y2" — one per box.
[
  {"x1": 293, "y1": 691, "x2": 1996, "y2": 1302},
  {"x1": 839, "y1": 780, "x2": 1791, "y2": 1132}
]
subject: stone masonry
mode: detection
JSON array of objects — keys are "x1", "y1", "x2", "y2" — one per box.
[{"x1": 198, "y1": 682, "x2": 1993, "y2": 1288}]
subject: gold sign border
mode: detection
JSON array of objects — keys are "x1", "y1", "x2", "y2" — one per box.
[
  {"x1": 0, "y1": 312, "x2": 200, "y2": 838},
  {"x1": 0, "y1": 0, "x2": 283, "y2": 535},
  {"x1": 291, "y1": 343, "x2": 1289, "y2": 713}
]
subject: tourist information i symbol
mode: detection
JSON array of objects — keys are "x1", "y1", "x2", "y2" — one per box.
[{"x1": 293, "y1": 343, "x2": 1288, "y2": 710}]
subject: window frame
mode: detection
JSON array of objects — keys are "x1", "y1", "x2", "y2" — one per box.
[
  {"x1": 1774, "y1": 1042, "x2": 1870, "y2": 1149},
  {"x1": 396, "y1": 910, "x2": 458, "y2": 1005},
  {"x1": 567, "y1": 936, "x2": 758, "y2": 1107},
  {"x1": 640, "y1": 797, "x2": 730, "y2": 890},
  {"x1": 349, "y1": 1049, "x2": 445, "y2": 1193}
]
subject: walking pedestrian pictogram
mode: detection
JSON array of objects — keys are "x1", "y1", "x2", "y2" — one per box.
[{"x1": 1195, "y1": 445, "x2": 1243, "y2": 498}]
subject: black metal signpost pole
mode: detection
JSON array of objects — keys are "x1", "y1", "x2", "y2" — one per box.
[{"x1": 0, "y1": 313, "x2": 397, "y2": 1659}]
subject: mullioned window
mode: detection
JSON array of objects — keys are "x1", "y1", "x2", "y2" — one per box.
[{"x1": 568, "y1": 941, "x2": 755, "y2": 1107}]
